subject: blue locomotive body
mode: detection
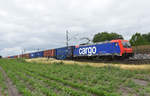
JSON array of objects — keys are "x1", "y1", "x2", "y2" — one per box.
[{"x1": 73, "y1": 42, "x2": 121, "y2": 57}]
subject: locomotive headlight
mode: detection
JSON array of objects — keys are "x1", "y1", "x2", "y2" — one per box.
[{"x1": 115, "y1": 43, "x2": 118, "y2": 46}]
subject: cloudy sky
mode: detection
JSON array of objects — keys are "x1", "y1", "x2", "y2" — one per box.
[{"x1": 0, "y1": 0, "x2": 150, "y2": 57}]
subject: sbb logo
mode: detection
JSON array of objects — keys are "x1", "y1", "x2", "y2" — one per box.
[{"x1": 79, "y1": 46, "x2": 97, "y2": 56}]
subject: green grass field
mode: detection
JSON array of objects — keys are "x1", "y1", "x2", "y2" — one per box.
[{"x1": 0, "y1": 59, "x2": 150, "y2": 96}]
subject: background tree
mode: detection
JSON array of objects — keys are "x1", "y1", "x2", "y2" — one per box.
[
  {"x1": 130, "y1": 32, "x2": 150, "y2": 46},
  {"x1": 142, "y1": 32, "x2": 150, "y2": 43},
  {"x1": 92, "y1": 32, "x2": 123, "y2": 43}
]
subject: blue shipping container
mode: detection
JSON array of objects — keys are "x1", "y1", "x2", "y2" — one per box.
[
  {"x1": 29, "y1": 51, "x2": 44, "y2": 58},
  {"x1": 10, "y1": 56, "x2": 14, "y2": 58},
  {"x1": 55, "y1": 46, "x2": 74, "y2": 60},
  {"x1": 73, "y1": 42, "x2": 121, "y2": 57},
  {"x1": 29, "y1": 53, "x2": 36, "y2": 58}
]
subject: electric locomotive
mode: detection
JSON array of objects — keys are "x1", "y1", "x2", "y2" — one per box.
[{"x1": 73, "y1": 39, "x2": 133, "y2": 59}]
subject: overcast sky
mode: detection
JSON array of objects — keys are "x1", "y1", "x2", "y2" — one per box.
[{"x1": 0, "y1": 0, "x2": 150, "y2": 57}]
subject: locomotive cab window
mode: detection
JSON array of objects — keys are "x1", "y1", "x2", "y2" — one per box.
[{"x1": 122, "y1": 41, "x2": 131, "y2": 48}]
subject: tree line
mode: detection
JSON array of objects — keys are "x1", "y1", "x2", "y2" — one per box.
[{"x1": 92, "y1": 32, "x2": 150, "y2": 46}]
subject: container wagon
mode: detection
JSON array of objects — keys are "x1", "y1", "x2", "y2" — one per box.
[
  {"x1": 55, "y1": 46, "x2": 74, "y2": 60},
  {"x1": 29, "y1": 51, "x2": 44, "y2": 58},
  {"x1": 43, "y1": 49, "x2": 55, "y2": 58},
  {"x1": 20, "y1": 53, "x2": 30, "y2": 59}
]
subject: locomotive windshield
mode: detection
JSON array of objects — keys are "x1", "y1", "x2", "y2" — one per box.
[{"x1": 122, "y1": 41, "x2": 131, "y2": 48}]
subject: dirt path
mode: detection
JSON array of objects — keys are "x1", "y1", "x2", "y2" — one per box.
[
  {"x1": 0, "y1": 66, "x2": 21, "y2": 96},
  {"x1": 0, "y1": 87, "x2": 2, "y2": 96}
]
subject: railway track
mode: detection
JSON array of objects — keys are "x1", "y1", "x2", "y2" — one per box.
[{"x1": 125, "y1": 59, "x2": 150, "y2": 64}]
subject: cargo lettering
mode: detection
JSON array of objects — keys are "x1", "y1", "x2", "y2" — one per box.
[{"x1": 79, "y1": 46, "x2": 97, "y2": 56}]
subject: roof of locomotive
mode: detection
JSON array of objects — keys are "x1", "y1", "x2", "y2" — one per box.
[{"x1": 78, "y1": 39, "x2": 126, "y2": 47}]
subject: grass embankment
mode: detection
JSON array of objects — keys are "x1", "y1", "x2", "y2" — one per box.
[
  {"x1": 0, "y1": 59, "x2": 150, "y2": 96},
  {"x1": 26, "y1": 58, "x2": 150, "y2": 70},
  {"x1": 132, "y1": 45, "x2": 150, "y2": 53}
]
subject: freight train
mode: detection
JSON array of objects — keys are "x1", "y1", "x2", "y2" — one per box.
[{"x1": 7, "y1": 39, "x2": 133, "y2": 60}]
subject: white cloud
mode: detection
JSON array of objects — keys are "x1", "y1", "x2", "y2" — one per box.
[{"x1": 0, "y1": 47, "x2": 22, "y2": 57}]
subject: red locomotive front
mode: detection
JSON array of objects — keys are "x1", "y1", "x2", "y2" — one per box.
[{"x1": 111, "y1": 39, "x2": 133, "y2": 58}]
